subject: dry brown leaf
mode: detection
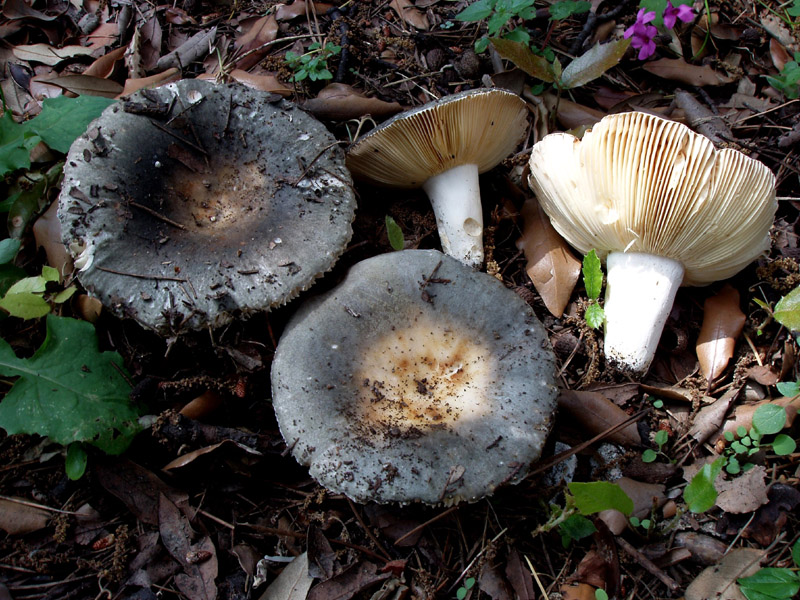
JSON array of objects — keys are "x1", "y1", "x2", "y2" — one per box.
[
  {"x1": 615, "y1": 476, "x2": 666, "y2": 518},
  {"x1": 45, "y1": 74, "x2": 123, "y2": 98},
  {"x1": 760, "y1": 14, "x2": 797, "y2": 50},
  {"x1": 0, "y1": 497, "x2": 50, "y2": 535},
  {"x1": 228, "y1": 69, "x2": 292, "y2": 95},
  {"x1": 696, "y1": 285, "x2": 745, "y2": 382},
  {"x1": 715, "y1": 465, "x2": 769, "y2": 514},
  {"x1": 688, "y1": 388, "x2": 738, "y2": 443},
  {"x1": 83, "y1": 46, "x2": 127, "y2": 78},
  {"x1": 555, "y1": 97, "x2": 605, "y2": 129},
  {"x1": 674, "y1": 532, "x2": 728, "y2": 566},
  {"x1": 258, "y1": 552, "x2": 314, "y2": 600},
  {"x1": 561, "y1": 583, "x2": 597, "y2": 600},
  {"x1": 118, "y1": 68, "x2": 181, "y2": 97},
  {"x1": 685, "y1": 547, "x2": 763, "y2": 600},
  {"x1": 303, "y1": 83, "x2": 404, "y2": 121},
  {"x1": 75, "y1": 294, "x2": 103, "y2": 323},
  {"x1": 139, "y1": 13, "x2": 162, "y2": 72},
  {"x1": 505, "y1": 550, "x2": 534, "y2": 600},
  {"x1": 389, "y1": 0, "x2": 429, "y2": 30},
  {"x1": 770, "y1": 38, "x2": 791, "y2": 72},
  {"x1": 2, "y1": 0, "x2": 62, "y2": 21},
  {"x1": 275, "y1": 1, "x2": 334, "y2": 21},
  {"x1": 83, "y1": 21, "x2": 119, "y2": 50},
  {"x1": 163, "y1": 440, "x2": 262, "y2": 471},
  {"x1": 745, "y1": 364, "x2": 780, "y2": 386},
  {"x1": 179, "y1": 390, "x2": 224, "y2": 420},
  {"x1": 643, "y1": 58, "x2": 735, "y2": 86},
  {"x1": 234, "y1": 14, "x2": 278, "y2": 71},
  {"x1": 517, "y1": 198, "x2": 581, "y2": 317},
  {"x1": 557, "y1": 389, "x2": 641, "y2": 446},
  {"x1": 164, "y1": 6, "x2": 195, "y2": 25},
  {"x1": 156, "y1": 27, "x2": 217, "y2": 71},
  {"x1": 32, "y1": 199, "x2": 72, "y2": 275},
  {"x1": 13, "y1": 43, "x2": 95, "y2": 65}
]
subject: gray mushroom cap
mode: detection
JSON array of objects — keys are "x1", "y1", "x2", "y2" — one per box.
[
  {"x1": 271, "y1": 249, "x2": 558, "y2": 505},
  {"x1": 58, "y1": 79, "x2": 355, "y2": 334}
]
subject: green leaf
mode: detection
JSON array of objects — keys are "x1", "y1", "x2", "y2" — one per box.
[
  {"x1": 455, "y1": 0, "x2": 496, "y2": 21},
  {"x1": 560, "y1": 38, "x2": 631, "y2": 89},
  {"x1": 41, "y1": 265, "x2": 60, "y2": 283},
  {"x1": 549, "y1": 0, "x2": 591, "y2": 20},
  {"x1": 65, "y1": 443, "x2": 88, "y2": 480},
  {"x1": 0, "y1": 239, "x2": 21, "y2": 264},
  {"x1": 25, "y1": 96, "x2": 115, "y2": 154},
  {"x1": 8, "y1": 174, "x2": 49, "y2": 238},
  {"x1": 456, "y1": 587, "x2": 467, "y2": 600},
  {"x1": 726, "y1": 457, "x2": 740, "y2": 475},
  {"x1": 5, "y1": 275, "x2": 47, "y2": 294},
  {"x1": 684, "y1": 457, "x2": 725, "y2": 513},
  {"x1": 490, "y1": 38, "x2": 556, "y2": 82},
  {"x1": 788, "y1": 0, "x2": 800, "y2": 17},
  {"x1": 793, "y1": 539, "x2": 800, "y2": 568},
  {"x1": 772, "y1": 434, "x2": 796, "y2": 456},
  {"x1": 0, "y1": 110, "x2": 36, "y2": 177},
  {"x1": 584, "y1": 304, "x2": 605, "y2": 329},
  {"x1": 0, "y1": 264, "x2": 26, "y2": 298},
  {"x1": 653, "y1": 399, "x2": 663, "y2": 409},
  {"x1": 595, "y1": 590, "x2": 609, "y2": 600},
  {"x1": 774, "y1": 286, "x2": 800, "y2": 331},
  {"x1": 582, "y1": 249, "x2": 603, "y2": 300},
  {"x1": 502, "y1": 27, "x2": 530, "y2": 45},
  {"x1": 465, "y1": 578, "x2": 475, "y2": 590},
  {"x1": 0, "y1": 314, "x2": 141, "y2": 454},
  {"x1": 568, "y1": 481, "x2": 634, "y2": 515},
  {"x1": 642, "y1": 449, "x2": 657, "y2": 463},
  {"x1": 385, "y1": 215, "x2": 405, "y2": 251},
  {"x1": 475, "y1": 36, "x2": 491, "y2": 53},
  {"x1": 654, "y1": 429, "x2": 669, "y2": 447},
  {"x1": 738, "y1": 568, "x2": 800, "y2": 599},
  {"x1": 53, "y1": 287, "x2": 77, "y2": 304},
  {"x1": 559, "y1": 514, "x2": 596, "y2": 541},
  {"x1": 752, "y1": 403, "x2": 787, "y2": 435},
  {"x1": 776, "y1": 381, "x2": 800, "y2": 397},
  {"x1": 0, "y1": 291, "x2": 51, "y2": 319},
  {"x1": 724, "y1": 431, "x2": 734, "y2": 442},
  {"x1": 737, "y1": 425, "x2": 747, "y2": 437}
]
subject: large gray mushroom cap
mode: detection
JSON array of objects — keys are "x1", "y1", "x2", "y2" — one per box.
[
  {"x1": 271, "y1": 249, "x2": 558, "y2": 505},
  {"x1": 58, "y1": 79, "x2": 355, "y2": 334}
]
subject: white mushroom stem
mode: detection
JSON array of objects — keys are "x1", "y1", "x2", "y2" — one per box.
[
  {"x1": 422, "y1": 163, "x2": 484, "y2": 268},
  {"x1": 603, "y1": 252, "x2": 685, "y2": 374}
]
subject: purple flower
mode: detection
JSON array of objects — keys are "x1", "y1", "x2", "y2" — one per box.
[
  {"x1": 663, "y1": 0, "x2": 695, "y2": 29},
  {"x1": 624, "y1": 8, "x2": 657, "y2": 60}
]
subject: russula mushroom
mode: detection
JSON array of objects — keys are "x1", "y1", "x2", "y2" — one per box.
[
  {"x1": 58, "y1": 80, "x2": 355, "y2": 334},
  {"x1": 346, "y1": 89, "x2": 528, "y2": 268},
  {"x1": 528, "y1": 111, "x2": 776, "y2": 373},
  {"x1": 271, "y1": 249, "x2": 557, "y2": 505}
]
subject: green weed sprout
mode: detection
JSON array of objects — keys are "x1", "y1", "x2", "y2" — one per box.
[
  {"x1": 582, "y1": 249, "x2": 605, "y2": 329},
  {"x1": 285, "y1": 42, "x2": 342, "y2": 82},
  {"x1": 765, "y1": 52, "x2": 800, "y2": 100}
]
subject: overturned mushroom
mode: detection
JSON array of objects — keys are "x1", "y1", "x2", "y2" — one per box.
[
  {"x1": 58, "y1": 80, "x2": 356, "y2": 334},
  {"x1": 346, "y1": 89, "x2": 528, "y2": 268},
  {"x1": 528, "y1": 111, "x2": 776, "y2": 373},
  {"x1": 271, "y1": 249, "x2": 557, "y2": 505}
]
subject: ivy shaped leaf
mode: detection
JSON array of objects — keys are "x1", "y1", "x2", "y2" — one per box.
[
  {"x1": 0, "y1": 314, "x2": 141, "y2": 454},
  {"x1": 568, "y1": 481, "x2": 634, "y2": 515}
]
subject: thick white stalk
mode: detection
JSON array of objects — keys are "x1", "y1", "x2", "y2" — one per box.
[
  {"x1": 604, "y1": 252, "x2": 685, "y2": 373},
  {"x1": 422, "y1": 163, "x2": 483, "y2": 268}
]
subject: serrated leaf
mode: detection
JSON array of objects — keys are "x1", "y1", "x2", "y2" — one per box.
[
  {"x1": 560, "y1": 38, "x2": 631, "y2": 89},
  {"x1": 0, "y1": 314, "x2": 141, "y2": 454},
  {"x1": 582, "y1": 249, "x2": 603, "y2": 300},
  {"x1": 772, "y1": 434, "x2": 796, "y2": 455},
  {"x1": 752, "y1": 403, "x2": 787, "y2": 435},
  {"x1": 490, "y1": 38, "x2": 556, "y2": 82},
  {"x1": 684, "y1": 457, "x2": 725, "y2": 513},
  {"x1": 26, "y1": 96, "x2": 116, "y2": 154},
  {"x1": 568, "y1": 481, "x2": 634, "y2": 515},
  {"x1": 774, "y1": 285, "x2": 800, "y2": 331},
  {"x1": 585, "y1": 304, "x2": 604, "y2": 329},
  {"x1": 385, "y1": 215, "x2": 404, "y2": 251},
  {"x1": 0, "y1": 291, "x2": 50, "y2": 319}
]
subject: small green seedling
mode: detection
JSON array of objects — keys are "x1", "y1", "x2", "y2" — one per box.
[
  {"x1": 385, "y1": 215, "x2": 405, "y2": 251},
  {"x1": 0, "y1": 265, "x2": 76, "y2": 319},
  {"x1": 456, "y1": 577, "x2": 475, "y2": 599},
  {"x1": 642, "y1": 429, "x2": 669, "y2": 463},
  {"x1": 765, "y1": 52, "x2": 800, "y2": 100},
  {"x1": 595, "y1": 590, "x2": 609, "y2": 600},
  {"x1": 285, "y1": 42, "x2": 342, "y2": 82},
  {"x1": 582, "y1": 249, "x2": 605, "y2": 329},
  {"x1": 738, "y1": 538, "x2": 800, "y2": 600},
  {"x1": 629, "y1": 516, "x2": 654, "y2": 530}
]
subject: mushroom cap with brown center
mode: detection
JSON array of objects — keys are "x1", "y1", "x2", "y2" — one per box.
[
  {"x1": 58, "y1": 79, "x2": 356, "y2": 333},
  {"x1": 346, "y1": 88, "x2": 529, "y2": 188},
  {"x1": 270, "y1": 249, "x2": 558, "y2": 505},
  {"x1": 527, "y1": 111, "x2": 776, "y2": 286}
]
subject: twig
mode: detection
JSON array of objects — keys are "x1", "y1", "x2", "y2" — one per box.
[
  {"x1": 347, "y1": 498, "x2": 393, "y2": 560},
  {"x1": 148, "y1": 119, "x2": 209, "y2": 156},
  {"x1": 617, "y1": 537, "x2": 680, "y2": 591},
  {"x1": 129, "y1": 201, "x2": 187, "y2": 230},
  {"x1": 0, "y1": 494, "x2": 83, "y2": 515},
  {"x1": 394, "y1": 506, "x2": 458, "y2": 545},
  {"x1": 94, "y1": 266, "x2": 187, "y2": 282}
]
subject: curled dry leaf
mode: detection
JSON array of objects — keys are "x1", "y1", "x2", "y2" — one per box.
[
  {"x1": 389, "y1": 0, "x2": 429, "y2": 30},
  {"x1": 696, "y1": 284, "x2": 746, "y2": 383},
  {"x1": 715, "y1": 465, "x2": 769, "y2": 514},
  {"x1": 84, "y1": 21, "x2": 119, "y2": 50},
  {"x1": 303, "y1": 83, "x2": 403, "y2": 120},
  {"x1": 234, "y1": 14, "x2": 278, "y2": 70},
  {"x1": 516, "y1": 197, "x2": 581, "y2": 317},
  {"x1": 614, "y1": 476, "x2": 666, "y2": 518},
  {"x1": 13, "y1": 43, "x2": 95, "y2": 66},
  {"x1": 32, "y1": 199, "x2": 72, "y2": 275},
  {"x1": 83, "y1": 46, "x2": 127, "y2": 79},
  {"x1": 684, "y1": 547, "x2": 763, "y2": 600},
  {"x1": 179, "y1": 390, "x2": 223, "y2": 420},
  {"x1": 769, "y1": 38, "x2": 791, "y2": 72},
  {"x1": 643, "y1": 58, "x2": 736, "y2": 86},
  {"x1": 228, "y1": 69, "x2": 292, "y2": 95},
  {"x1": 688, "y1": 388, "x2": 739, "y2": 443},
  {"x1": 45, "y1": 75, "x2": 123, "y2": 98},
  {"x1": 162, "y1": 439, "x2": 262, "y2": 471},
  {"x1": 557, "y1": 389, "x2": 641, "y2": 446},
  {"x1": 75, "y1": 294, "x2": 103, "y2": 323},
  {"x1": 118, "y1": 68, "x2": 181, "y2": 97},
  {"x1": 555, "y1": 97, "x2": 605, "y2": 129},
  {"x1": 275, "y1": 0, "x2": 335, "y2": 21}
]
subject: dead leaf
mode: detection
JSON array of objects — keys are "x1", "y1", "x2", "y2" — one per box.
[
  {"x1": 307, "y1": 524, "x2": 337, "y2": 581},
  {"x1": 307, "y1": 561, "x2": 390, "y2": 600},
  {"x1": 258, "y1": 552, "x2": 314, "y2": 600},
  {"x1": 555, "y1": 97, "x2": 605, "y2": 129},
  {"x1": 557, "y1": 390, "x2": 641, "y2": 446},
  {"x1": 303, "y1": 83, "x2": 404, "y2": 121},
  {"x1": 157, "y1": 27, "x2": 217, "y2": 71},
  {"x1": 389, "y1": 0, "x2": 429, "y2": 30},
  {"x1": 228, "y1": 69, "x2": 292, "y2": 95},
  {"x1": 517, "y1": 197, "x2": 581, "y2": 317},
  {"x1": 33, "y1": 199, "x2": 72, "y2": 275},
  {"x1": 164, "y1": 6, "x2": 195, "y2": 25},
  {"x1": 75, "y1": 294, "x2": 103, "y2": 323},
  {"x1": 162, "y1": 440, "x2": 262, "y2": 471},
  {"x1": 479, "y1": 562, "x2": 514, "y2": 600},
  {"x1": 696, "y1": 285, "x2": 745, "y2": 382},
  {"x1": 13, "y1": 43, "x2": 95, "y2": 66},
  {"x1": 643, "y1": 58, "x2": 735, "y2": 86},
  {"x1": 505, "y1": 550, "x2": 534, "y2": 600},
  {"x1": 179, "y1": 390, "x2": 224, "y2": 420},
  {"x1": 0, "y1": 497, "x2": 50, "y2": 535},
  {"x1": 688, "y1": 388, "x2": 738, "y2": 443},
  {"x1": 714, "y1": 396, "x2": 800, "y2": 443},
  {"x1": 119, "y1": 68, "x2": 181, "y2": 97},
  {"x1": 760, "y1": 14, "x2": 797, "y2": 50},
  {"x1": 674, "y1": 532, "x2": 728, "y2": 566},
  {"x1": 770, "y1": 38, "x2": 791, "y2": 72},
  {"x1": 2, "y1": 0, "x2": 62, "y2": 21},
  {"x1": 84, "y1": 21, "x2": 119, "y2": 50},
  {"x1": 614, "y1": 477, "x2": 666, "y2": 519},
  {"x1": 491, "y1": 38, "x2": 555, "y2": 82},
  {"x1": 715, "y1": 465, "x2": 769, "y2": 514},
  {"x1": 561, "y1": 583, "x2": 597, "y2": 600},
  {"x1": 44, "y1": 75, "x2": 123, "y2": 98},
  {"x1": 674, "y1": 89, "x2": 735, "y2": 145},
  {"x1": 744, "y1": 364, "x2": 780, "y2": 386},
  {"x1": 84, "y1": 46, "x2": 127, "y2": 79},
  {"x1": 684, "y1": 547, "x2": 764, "y2": 600},
  {"x1": 234, "y1": 14, "x2": 278, "y2": 71},
  {"x1": 560, "y1": 39, "x2": 631, "y2": 90},
  {"x1": 275, "y1": 1, "x2": 335, "y2": 21}
]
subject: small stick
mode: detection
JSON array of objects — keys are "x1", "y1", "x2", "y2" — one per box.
[
  {"x1": 394, "y1": 506, "x2": 458, "y2": 545},
  {"x1": 148, "y1": 119, "x2": 209, "y2": 156},
  {"x1": 129, "y1": 201, "x2": 187, "y2": 230},
  {"x1": 617, "y1": 537, "x2": 680, "y2": 591},
  {"x1": 95, "y1": 266, "x2": 187, "y2": 282},
  {"x1": 347, "y1": 498, "x2": 393, "y2": 560}
]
